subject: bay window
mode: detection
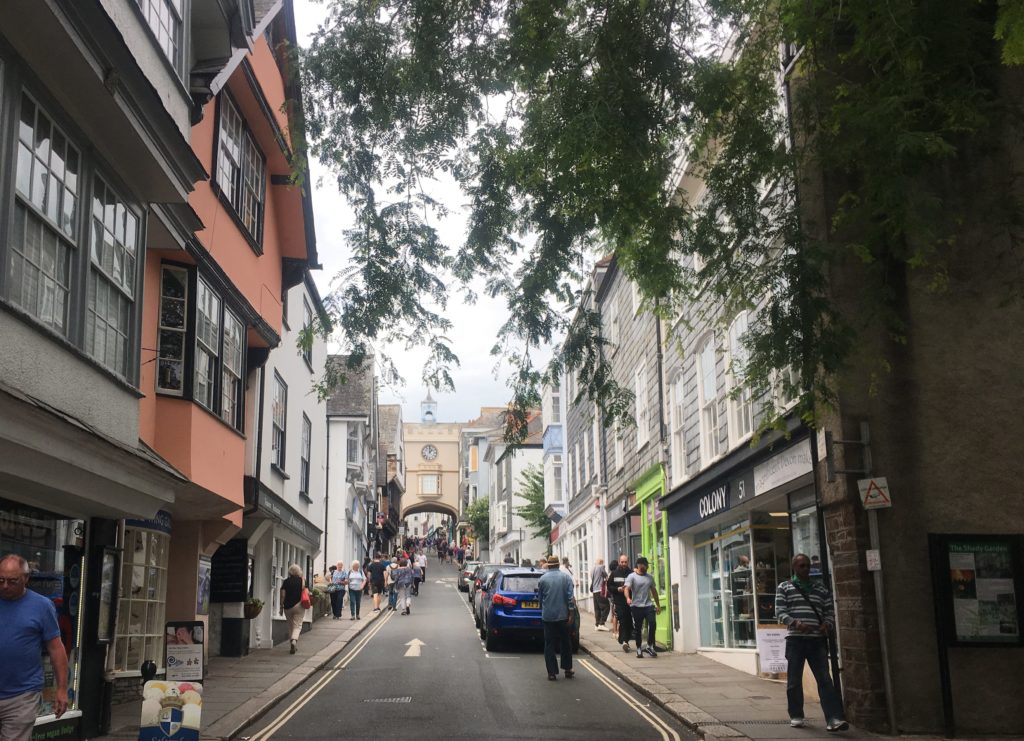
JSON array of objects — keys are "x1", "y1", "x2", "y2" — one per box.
[{"x1": 216, "y1": 94, "x2": 266, "y2": 249}]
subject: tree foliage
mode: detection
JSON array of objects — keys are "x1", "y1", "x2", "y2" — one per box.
[
  {"x1": 514, "y1": 464, "x2": 551, "y2": 542},
  {"x1": 464, "y1": 496, "x2": 490, "y2": 541},
  {"x1": 302, "y1": 0, "x2": 1024, "y2": 435}
]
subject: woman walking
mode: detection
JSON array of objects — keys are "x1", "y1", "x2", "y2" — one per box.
[
  {"x1": 280, "y1": 564, "x2": 305, "y2": 654},
  {"x1": 393, "y1": 558, "x2": 415, "y2": 615},
  {"x1": 329, "y1": 562, "x2": 347, "y2": 619},
  {"x1": 346, "y1": 559, "x2": 366, "y2": 619}
]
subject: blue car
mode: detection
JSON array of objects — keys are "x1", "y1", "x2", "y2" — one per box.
[{"x1": 478, "y1": 567, "x2": 580, "y2": 653}]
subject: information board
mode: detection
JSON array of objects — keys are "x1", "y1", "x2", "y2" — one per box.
[{"x1": 165, "y1": 622, "x2": 204, "y2": 681}]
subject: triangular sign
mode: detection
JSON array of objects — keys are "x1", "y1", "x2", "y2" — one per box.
[{"x1": 858, "y1": 477, "x2": 892, "y2": 509}]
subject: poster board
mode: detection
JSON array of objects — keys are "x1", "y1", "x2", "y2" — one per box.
[
  {"x1": 138, "y1": 680, "x2": 202, "y2": 741},
  {"x1": 931, "y1": 534, "x2": 1023, "y2": 647},
  {"x1": 165, "y1": 622, "x2": 204, "y2": 681},
  {"x1": 756, "y1": 626, "x2": 789, "y2": 674}
]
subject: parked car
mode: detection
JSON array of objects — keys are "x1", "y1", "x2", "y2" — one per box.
[
  {"x1": 479, "y1": 567, "x2": 580, "y2": 653},
  {"x1": 470, "y1": 563, "x2": 504, "y2": 625},
  {"x1": 458, "y1": 561, "x2": 481, "y2": 592}
]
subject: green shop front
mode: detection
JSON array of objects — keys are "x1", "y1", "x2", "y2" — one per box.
[{"x1": 632, "y1": 464, "x2": 672, "y2": 650}]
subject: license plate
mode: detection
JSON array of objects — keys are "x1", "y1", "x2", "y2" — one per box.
[{"x1": 521, "y1": 601, "x2": 539, "y2": 609}]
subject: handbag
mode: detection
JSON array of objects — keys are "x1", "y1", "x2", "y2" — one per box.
[{"x1": 300, "y1": 586, "x2": 312, "y2": 609}]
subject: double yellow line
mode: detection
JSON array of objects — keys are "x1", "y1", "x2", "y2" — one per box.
[
  {"x1": 247, "y1": 612, "x2": 394, "y2": 741},
  {"x1": 579, "y1": 658, "x2": 682, "y2": 741}
]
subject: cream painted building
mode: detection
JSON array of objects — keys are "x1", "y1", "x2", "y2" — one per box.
[{"x1": 402, "y1": 395, "x2": 462, "y2": 533}]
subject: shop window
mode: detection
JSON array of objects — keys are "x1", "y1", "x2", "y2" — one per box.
[
  {"x1": 695, "y1": 514, "x2": 793, "y2": 650},
  {"x1": 272, "y1": 539, "x2": 305, "y2": 615},
  {"x1": 0, "y1": 500, "x2": 86, "y2": 719},
  {"x1": 697, "y1": 335, "x2": 721, "y2": 466},
  {"x1": 114, "y1": 526, "x2": 169, "y2": 673}
]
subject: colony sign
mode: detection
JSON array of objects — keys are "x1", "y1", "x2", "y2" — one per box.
[{"x1": 699, "y1": 485, "x2": 729, "y2": 519}]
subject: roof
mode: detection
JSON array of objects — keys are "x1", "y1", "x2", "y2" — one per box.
[
  {"x1": 379, "y1": 405, "x2": 402, "y2": 450},
  {"x1": 325, "y1": 355, "x2": 374, "y2": 417},
  {"x1": 464, "y1": 406, "x2": 508, "y2": 428}
]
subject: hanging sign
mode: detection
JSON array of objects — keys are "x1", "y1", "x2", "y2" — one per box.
[{"x1": 857, "y1": 477, "x2": 892, "y2": 509}]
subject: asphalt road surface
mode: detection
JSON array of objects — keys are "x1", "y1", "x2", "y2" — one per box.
[{"x1": 239, "y1": 558, "x2": 693, "y2": 741}]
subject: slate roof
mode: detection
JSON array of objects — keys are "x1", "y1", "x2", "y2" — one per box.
[
  {"x1": 324, "y1": 355, "x2": 374, "y2": 417},
  {"x1": 379, "y1": 405, "x2": 402, "y2": 452}
]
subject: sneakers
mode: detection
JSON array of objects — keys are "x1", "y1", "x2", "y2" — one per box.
[
  {"x1": 622, "y1": 642, "x2": 631, "y2": 653},
  {"x1": 564, "y1": 669, "x2": 575, "y2": 679},
  {"x1": 790, "y1": 719, "x2": 805, "y2": 728},
  {"x1": 643, "y1": 645, "x2": 658, "y2": 658},
  {"x1": 597, "y1": 625, "x2": 609, "y2": 631},
  {"x1": 636, "y1": 648, "x2": 644, "y2": 658},
  {"x1": 826, "y1": 719, "x2": 849, "y2": 732}
]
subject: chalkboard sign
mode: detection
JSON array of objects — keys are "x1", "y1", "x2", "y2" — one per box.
[{"x1": 210, "y1": 539, "x2": 248, "y2": 603}]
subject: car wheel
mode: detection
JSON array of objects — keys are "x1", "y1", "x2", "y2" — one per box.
[
  {"x1": 485, "y1": 630, "x2": 499, "y2": 652},
  {"x1": 479, "y1": 623, "x2": 486, "y2": 641}
]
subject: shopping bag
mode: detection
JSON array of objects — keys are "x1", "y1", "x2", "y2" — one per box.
[{"x1": 300, "y1": 587, "x2": 312, "y2": 609}]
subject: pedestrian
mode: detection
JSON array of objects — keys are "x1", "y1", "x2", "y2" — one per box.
[
  {"x1": 328, "y1": 563, "x2": 347, "y2": 619},
  {"x1": 607, "y1": 554, "x2": 634, "y2": 651},
  {"x1": 561, "y1": 557, "x2": 577, "y2": 591},
  {"x1": 776, "y1": 554, "x2": 848, "y2": 732},
  {"x1": 538, "y1": 555, "x2": 576, "y2": 681},
  {"x1": 394, "y1": 559, "x2": 415, "y2": 614},
  {"x1": 416, "y1": 551, "x2": 428, "y2": 590},
  {"x1": 411, "y1": 560, "x2": 423, "y2": 596},
  {"x1": 366, "y1": 553, "x2": 388, "y2": 613},
  {"x1": 385, "y1": 557, "x2": 399, "y2": 611},
  {"x1": 623, "y1": 556, "x2": 661, "y2": 658},
  {"x1": 0, "y1": 554, "x2": 68, "y2": 741},
  {"x1": 590, "y1": 558, "x2": 610, "y2": 631},
  {"x1": 279, "y1": 564, "x2": 305, "y2": 654},
  {"x1": 346, "y1": 560, "x2": 366, "y2": 620},
  {"x1": 503, "y1": 554, "x2": 514, "y2": 564}
]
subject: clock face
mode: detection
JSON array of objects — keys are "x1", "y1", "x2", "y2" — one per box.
[{"x1": 421, "y1": 444, "x2": 438, "y2": 461}]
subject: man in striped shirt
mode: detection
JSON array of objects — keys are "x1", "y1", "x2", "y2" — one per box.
[{"x1": 775, "y1": 554, "x2": 849, "y2": 732}]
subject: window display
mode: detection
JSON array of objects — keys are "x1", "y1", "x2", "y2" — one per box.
[
  {"x1": 115, "y1": 525, "x2": 169, "y2": 673},
  {"x1": 0, "y1": 499, "x2": 85, "y2": 718}
]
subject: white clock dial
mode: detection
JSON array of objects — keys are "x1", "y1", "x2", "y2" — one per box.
[{"x1": 422, "y1": 444, "x2": 438, "y2": 461}]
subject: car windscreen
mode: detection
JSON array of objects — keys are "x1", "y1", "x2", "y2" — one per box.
[{"x1": 501, "y1": 575, "x2": 540, "y2": 593}]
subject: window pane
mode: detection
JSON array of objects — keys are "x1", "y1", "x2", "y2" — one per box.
[{"x1": 9, "y1": 203, "x2": 72, "y2": 334}]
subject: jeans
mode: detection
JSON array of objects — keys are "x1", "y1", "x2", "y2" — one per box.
[
  {"x1": 396, "y1": 583, "x2": 412, "y2": 610},
  {"x1": 631, "y1": 604, "x2": 656, "y2": 648},
  {"x1": 614, "y1": 601, "x2": 633, "y2": 644},
  {"x1": 330, "y1": 589, "x2": 344, "y2": 617},
  {"x1": 388, "y1": 585, "x2": 398, "y2": 610},
  {"x1": 785, "y1": 638, "x2": 845, "y2": 721},
  {"x1": 348, "y1": 588, "x2": 364, "y2": 617},
  {"x1": 542, "y1": 620, "x2": 573, "y2": 676},
  {"x1": 592, "y1": 593, "x2": 610, "y2": 625}
]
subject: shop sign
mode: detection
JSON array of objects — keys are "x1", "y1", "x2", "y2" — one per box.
[
  {"x1": 753, "y1": 441, "x2": 812, "y2": 497},
  {"x1": 669, "y1": 483, "x2": 732, "y2": 533},
  {"x1": 756, "y1": 627, "x2": 788, "y2": 674},
  {"x1": 139, "y1": 680, "x2": 202, "y2": 741},
  {"x1": 165, "y1": 622, "x2": 204, "y2": 681},
  {"x1": 699, "y1": 485, "x2": 729, "y2": 519},
  {"x1": 31, "y1": 715, "x2": 79, "y2": 741},
  {"x1": 125, "y1": 510, "x2": 173, "y2": 535}
]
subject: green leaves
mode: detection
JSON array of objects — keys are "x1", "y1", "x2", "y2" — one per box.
[
  {"x1": 514, "y1": 464, "x2": 551, "y2": 542},
  {"x1": 465, "y1": 497, "x2": 490, "y2": 540}
]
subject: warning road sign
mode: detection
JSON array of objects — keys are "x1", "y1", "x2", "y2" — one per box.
[{"x1": 857, "y1": 477, "x2": 892, "y2": 509}]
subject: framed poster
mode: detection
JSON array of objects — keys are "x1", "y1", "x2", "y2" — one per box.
[
  {"x1": 930, "y1": 534, "x2": 1024, "y2": 647},
  {"x1": 97, "y1": 548, "x2": 119, "y2": 644},
  {"x1": 165, "y1": 621, "x2": 204, "y2": 681},
  {"x1": 196, "y1": 557, "x2": 212, "y2": 615}
]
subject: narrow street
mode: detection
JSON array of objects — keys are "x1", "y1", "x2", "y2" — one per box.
[{"x1": 239, "y1": 560, "x2": 692, "y2": 741}]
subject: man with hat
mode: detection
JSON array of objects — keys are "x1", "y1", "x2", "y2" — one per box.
[
  {"x1": 623, "y1": 556, "x2": 662, "y2": 658},
  {"x1": 537, "y1": 555, "x2": 576, "y2": 680}
]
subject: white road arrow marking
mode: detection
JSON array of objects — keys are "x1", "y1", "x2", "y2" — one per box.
[{"x1": 404, "y1": 639, "x2": 425, "y2": 657}]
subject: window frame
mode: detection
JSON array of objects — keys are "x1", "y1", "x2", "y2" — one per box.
[
  {"x1": 697, "y1": 334, "x2": 722, "y2": 467},
  {"x1": 635, "y1": 365, "x2": 650, "y2": 450},
  {"x1": 155, "y1": 263, "x2": 247, "y2": 431},
  {"x1": 271, "y1": 372, "x2": 287, "y2": 472},
  {"x1": 420, "y1": 473, "x2": 439, "y2": 496},
  {"x1": 131, "y1": 0, "x2": 191, "y2": 83},
  {"x1": 301, "y1": 297, "x2": 313, "y2": 369},
  {"x1": 670, "y1": 373, "x2": 687, "y2": 486},
  {"x1": 727, "y1": 311, "x2": 754, "y2": 448},
  {"x1": 212, "y1": 92, "x2": 267, "y2": 253},
  {"x1": 299, "y1": 413, "x2": 311, "y2": 499},
  {"x1": 2, "y1": 84, "x2": 145, "y2": 387}
]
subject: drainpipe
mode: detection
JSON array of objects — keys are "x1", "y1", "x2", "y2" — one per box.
[{"x1": 323, "y1": 417, "x2": 331, "y2": 575}]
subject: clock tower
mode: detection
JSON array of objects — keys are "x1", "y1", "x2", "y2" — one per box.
[{"x1": 421, "y1": 391, "x2": 437, "y2": 423}]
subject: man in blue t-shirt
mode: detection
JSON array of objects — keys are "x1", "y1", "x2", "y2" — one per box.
[{"x1": 0, "y1": 554, "x2": 69, "y2": 741}]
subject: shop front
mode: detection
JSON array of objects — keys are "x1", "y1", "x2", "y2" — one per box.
[
  {"x1": 633, "y1": 465, "x2": 672, "y2": 649},
  {"x1": 665, "y1": 436, "x2": 827, "y2": 675}
]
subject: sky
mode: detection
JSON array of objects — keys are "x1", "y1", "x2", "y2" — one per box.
[{"x1": 292, "y1": 1, "x2": 541, "y2": 425}]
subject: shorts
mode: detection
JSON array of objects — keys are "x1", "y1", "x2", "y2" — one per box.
[{"x1": 371, "y1": 582, "x2": 386, "y2": 595}]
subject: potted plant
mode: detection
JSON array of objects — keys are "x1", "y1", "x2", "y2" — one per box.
[{"x1": 244, "y1": 597, "x2": 263, "y2": 619}]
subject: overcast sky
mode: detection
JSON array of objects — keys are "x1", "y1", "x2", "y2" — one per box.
[{"x1": 292, "y1": 1, "x2": 543, "y2": 425}]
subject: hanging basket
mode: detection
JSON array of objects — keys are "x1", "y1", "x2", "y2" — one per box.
[{"x1": 244, "y1": 602, "x2": 263, "y2": 619}]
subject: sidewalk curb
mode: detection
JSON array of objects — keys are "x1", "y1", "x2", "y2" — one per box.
[
  {"x1": 579, "y1": 635, "x2": 750, "y2": 741},
  {"x1": 201, "y1": 611, "x2": 386, "y2": 741}
]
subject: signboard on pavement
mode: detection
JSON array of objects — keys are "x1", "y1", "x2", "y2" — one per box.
[
  {"x1": 139, "y1": 681, "x2": 202, "y2": 741},
  {"x1": 165, "y1": 622, "x2": 204, "y2": 681}
]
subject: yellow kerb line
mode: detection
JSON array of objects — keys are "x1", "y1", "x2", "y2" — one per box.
[
  {"x1": 578, "y1": 658, "x2": 681, "y2": 741},
  {"x1": 248, "y1": 612, "x2": 395, "y2": 741}
]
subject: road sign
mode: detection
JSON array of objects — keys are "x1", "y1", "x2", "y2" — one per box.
[
  {"x1": 404, "y1": 638, "x2": 424, "y2": 657},
  {"x1": 866, "y1": 549, "x2": 882, "y2": 571},
  {"x1": 858, "y1": 477, "x2": 892, "y2": 509}
]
